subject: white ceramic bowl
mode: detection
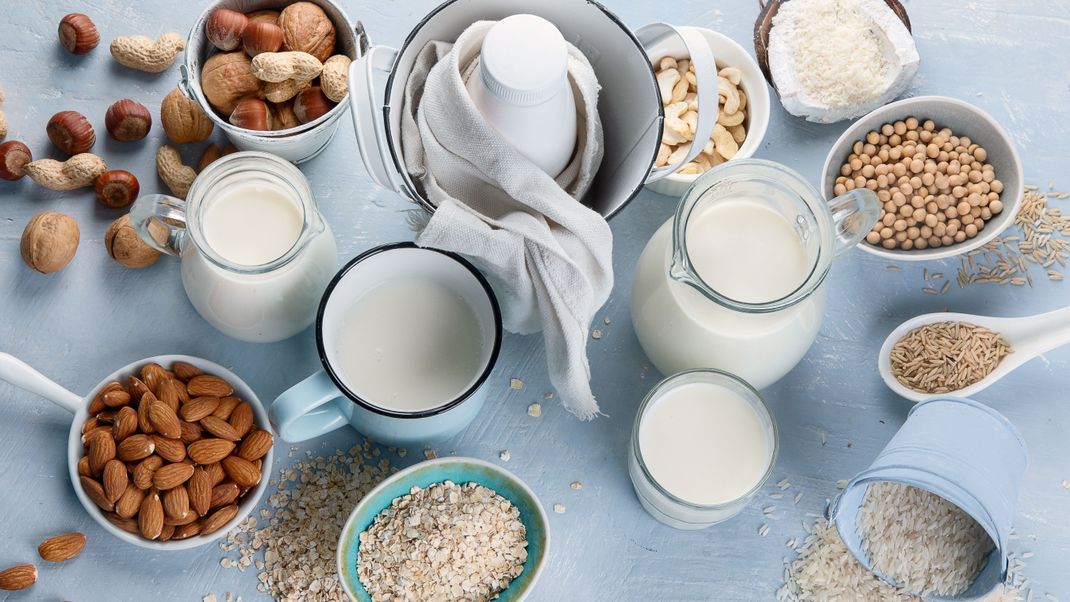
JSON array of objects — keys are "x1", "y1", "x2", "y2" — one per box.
[
  {"x1": 821, "y1": 96, "x2": 1024, "y2": 261},
  {"x1": 645, "y1": 26, "x2": 771, "y2": 198}
]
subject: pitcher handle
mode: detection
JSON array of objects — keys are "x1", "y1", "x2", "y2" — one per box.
[
  {"x1": 827, "y1": 188, "x2": 881, "y2": 257},
  {"x1": 128, "y1": 193, "x2": 188, "y2": 257},
  {"x1": 269, "y1": 370, "x2": 349, "y2": 442}
]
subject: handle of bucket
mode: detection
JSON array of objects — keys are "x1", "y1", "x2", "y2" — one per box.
[
  {"x1": 349, "y1": 45, "x2": 407, "y2": 194},
  {"x1": 638, "y1": 23, "x2": 719, "y2": 183}
]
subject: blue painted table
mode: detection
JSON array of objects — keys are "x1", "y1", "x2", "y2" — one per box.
[{"x1": 1, "y1": 1, "x2": 1068, "y2": 600}]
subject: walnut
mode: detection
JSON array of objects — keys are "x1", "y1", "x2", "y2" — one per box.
[
  {"x1": 105, "y1": 214, "x2": 161, "y2": 269},
  {"x1": 200, "y1": 51, "x2": 262, "y2": 115},
  {"x1": 278, "y1": 2, "x2": 336, "y2": 62},
  {"x1": 20, "y1": 211, "x2": 80, "y2": 273}
]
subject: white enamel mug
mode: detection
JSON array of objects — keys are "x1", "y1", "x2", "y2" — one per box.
[{"x1": 269, "y1": 243, "x2": 502, "y2": 446}]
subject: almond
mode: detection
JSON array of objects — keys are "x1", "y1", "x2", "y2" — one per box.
[
  {"x1": 141, "y1": 363, "x2": 168, "y2": 393},
  {"x1": 188, "y1": 438, "x2": 235, "y2": 464},
  {"x1": 200, "y1": 415, "x2": 241, "y2": 441},
  {"x1": 138, "y1": 493, "x2": 164, "y2": 540},
  {"x1": 164, "y1": 509, "x2": 200, "y2": 526},
  {"x1": 102, "y1": 388, "x2": 131, "y2": 408},
  {"x1": 152, "y1": 434, "x2": 187, "y2": 462},
  {"x1": 115, "y1": 483, "x2": 146, "y2": 518},
  {"x1": 80, "y1": 476, "x2": 113, "y2": 511},
  {"x1": 81, "y1": 425, "x2": 111, "y2": 446},
  {"x1": 228, "y1": 402, "x2": 254, "y2": 438},
  {"x1": 172, "y1": 361, "x2": 203, "y2": 381},
  {"x1": 222, "y1": 455, "x2": 261, "y2": 487},
  {"x1": 210, "y1": 482, "x2": 240, "y2": 508},
  {"x1": 104, "y1": 511, "x2": 139, "y2": 534},
  {"x1": 179, "y1": 420, "x2": 203, "y2": 443},
  {"x1": 37, "y1": 533, "x2": 86, "y2": 563},
  {"x1": 77, "y1": 456, "x2": 91, "y2": 478},
  {"x1": 153, "y1": 462, "x2": 194, "y2": 490},
  {"x1": 200, "y1": 503, "x2": 238, "y2": 535},
  {"x1": 157, "y1": 378, "x2": 181, "y2": 412},
  {"x1": 172, "y1": 521, "x2": 202, "y2": 540},
  {"x1": 189, "y1": 467, "x2": 212, "y2": 517},
  {"x1": 148, "y1": 400, "x2": 182, "y2": 439},
  {"x1": 127, "y1": 375, "x2": 151, "y2": 401},
  {"x1": 137, "y1": 390, "x2": 157, "y2": 433},
  {"x1": 212, "y1": 396, "x2": 240, "y2": 420},
  {"x1": 160, "y1": 523, "x2": 176, "y2": 542},
  {"x1": 87, "y1": 431, "x2": 116, "y2": 476},
  {"x1": 206, "y1": 462, "x2": 226, "y2": 486},
  {"x1": 88, "y1": 383, "x2": 115, "y2": 415},
  {"x1": 187, "y1": 374, "x2": 233, "y2": 397},
  {"x1": 163, "y1": 485, "x2": 190, "y2": 520},
  {"x1": 237, "y1": 429, "x2": 274, "y2": 461},
  {"x1": 112, "y1": 406, "x2": 138, "y2": 441},
  {"x1": 95, "y1": 409, "x2": 118, "y2": 424},
  {"x1": 132, "y1": 455, "x2": 163, "y2": 490},
  {"x1": 103, "y1": 458, "x2": 128, "y2": 503},
  {"x1": 81, "y1": 416, "x2": 99, "y2": 434},
  {"x1": 181, "y1": 396, "x2": 221, "y2": 422},
  {"x1": 0, "y1": 564, "x2": 37, "y2": 591},
  {"x1": 117, "y1": 433, "x2": 156, "y2": 462}
]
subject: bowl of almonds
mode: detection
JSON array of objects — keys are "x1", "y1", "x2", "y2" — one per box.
[{"x1": 0, "y1": 352, "x2": 274, "y2": 550}]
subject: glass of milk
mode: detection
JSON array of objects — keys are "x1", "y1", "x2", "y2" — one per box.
[
  {"x1": 129, "y1": 152, "x2": 337, "y2": 343},
  {"x1": 628, "y1": 369, "x2": 778, "y2": 529}
]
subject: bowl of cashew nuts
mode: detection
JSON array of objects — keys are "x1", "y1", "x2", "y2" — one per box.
[{"x1": 646, "y1": 27, "x2": 771, "y2": 198}]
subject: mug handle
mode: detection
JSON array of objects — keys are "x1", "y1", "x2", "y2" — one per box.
[
  {"x1": 128, "y1": 193, "x2": 188, "y2": 256},
  {"x1": 269, "y1": 370, "x2": 349, "y2": 442},
  {"x1": 828, "y1": 188, "x2": 882, "y2": 256}
]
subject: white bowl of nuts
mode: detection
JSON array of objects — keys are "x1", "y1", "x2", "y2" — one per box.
[
  {"x1": 822, "y1": 96, "x2": 1024, "y2": 260},
  {"x1": 645, "y1": 27, "x2": 771, "y2": 198},
  {"x1": 0, "y1": 353, "x2": 274, "y2": 550}
]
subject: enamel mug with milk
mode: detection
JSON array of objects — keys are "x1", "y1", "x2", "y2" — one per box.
[
  {"x1": 631, "y1": 159, "x2": 881, "y2": 389},
  {"x1": 269, "y1": 243, "x2": 503, "y2": 446}
]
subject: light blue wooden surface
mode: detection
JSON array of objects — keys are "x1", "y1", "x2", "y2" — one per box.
[{"x1": 1, "y1": 1, "x2": 1068, "y2": 600}]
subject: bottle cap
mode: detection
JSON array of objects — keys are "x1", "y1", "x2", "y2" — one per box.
[{"x1": 479, "y1": 14, "x2": 569, "y2": 107}]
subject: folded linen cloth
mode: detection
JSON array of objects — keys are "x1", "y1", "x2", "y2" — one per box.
[{"x1": 400, "y1": 21, "x2": 611, "y2": 420}]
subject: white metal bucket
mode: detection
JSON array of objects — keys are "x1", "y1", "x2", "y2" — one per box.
[{"x1": 181, "y1": 0, "x2": 366, "y2": 163}]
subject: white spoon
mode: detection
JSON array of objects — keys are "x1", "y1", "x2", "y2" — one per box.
[{"x1": 878, "y1": 306, "x2": 1070, "y2": 402}]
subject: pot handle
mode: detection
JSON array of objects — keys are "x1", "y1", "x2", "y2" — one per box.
[
  {"x1": 638, "y1": 23, "x2": 719, "y2": 183},
  {"x1": 349, "y1": 44, "x2": 406, "y2": 193},
  {"x1": 828, "y1": 188, "x2": 882, "y2": 256},
  {"x1": 128, "y1": 194, "x2": 187, "y2": 257},
  {"x1": 269, "y1": 370, "x2": 349, "y2": 442},
  {"x1": 0, "y1": 353, "x2": 82, "y2": 414}
]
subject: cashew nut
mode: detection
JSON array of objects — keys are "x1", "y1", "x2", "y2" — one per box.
[
  {"x1": 156, "y1": 145, "x2": 196, "y2": 199},
  {"x1": 656, "y1": 143, "x2": 671, "y2": 167},
  {"x1": 729, "y1": 124, "x2": 747, "y2": 144},
  {"x1": 110, "y1": 33, "x2": 185, "y2": 73},
  {"x1": 263, "y1": 78, "x2": 312, "y2": 103},
  {"x1": 671, "y1": 78, "x2": 689, "y2": 103},
  {"x1": 712, "y1": 124, "x2": 739, "y2": 160},
  {"x1": 682, "y1": 110, "x2": 699, "y2": 134},
  {"x1": 718, "y1": 76, "x2": 741, "y2": 115},
  {"x1": 25, "y1": 153, "x2": 107, "y2": 191},
  {"x1": 718, "y1": 67, "x2": 743, "y2": 86},
  {"x1": 665, "y1": 101, "x2": 688, "y2": 119},
  {"x1": 251, "y1": 51, "x2": 323, "y2": 83},
  {"x1": 738, "y1": 89, "x2": 748, "y2": 112},
  {"x1": 678, "y1": 162, "x2": 702, "y2": 175},
  {"x1": 320, "y1": 55, "x2": 351, "y2": 103},
  {"x1": 663, "y1": 116, "x2": 692, "y2": 145},
  {"x1": 656, "y1": 68, "x2": 680, "y2": 104},
  {"x1": 718, "y1": 107, "x2": 746, "y2": 127},
  {"x1": 659, "y1": 56, "x2": 678, "y2": 71},
  {"x1": 666, "y1": 145, "x2": 691, "y2": 167}
]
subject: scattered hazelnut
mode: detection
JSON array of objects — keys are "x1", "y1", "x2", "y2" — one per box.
[
  {"x1": 229, "y1": 98, "x2": 272, "y2": 131},
  {"x1": 105, "y1": 99, "x2": 152, "y2": 142},
  {"x1": 47, "y1": 111, "x2": 96, "y2": 155},
  {"x1": 197, "y1": 144, "x2": 221, "y2": 172},
  {"x1": 269, "y1": 101, "x2": 300, "y2": 131},
  {"x1": 161, "y1": 88, "x2": 215, "y2": 144},
  {"x1": 246, "y1": 10, "x2": 280, "y2": 26},
  {"x1": 292, "y1": 87, "x2": 333, "y2": 124},
  {"x1": 58, "y1": 13, "x2": 99, "y2": 55},
  {"x1": 95, "y1": 170, "x2": 140, "y2": 208},
  {"x1": 200, "y1": 52, "x2": 262, "y2": 115},
  {"x1": 20, "y1": 211, "x2": 80, "y2": 274},
  {"x1": 0, "y1": 140, "x2": 32, "y2": 181},
  {"x1": 205, "y1": 8, "x2": 248, "y2": 52},
  {"x1": 243, "y1": 22, "x2": 284, "y2": 57},
  {"x1": 105, "y1": 214, "x2": 160, "y2": 269},
  {"x1": 278, "y1": 2, "x2": 336, "y2": 62}
]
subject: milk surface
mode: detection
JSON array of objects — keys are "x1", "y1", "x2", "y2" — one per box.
[
  {"x1": 639, "y1": 381, "x2": 772, "y2": 506},
  {"x1": 332, "y1": 279, "x2": 484, "y2": 413},
  {"x1": 203, "y1": 182, "x2": 304, "y2": 266}
]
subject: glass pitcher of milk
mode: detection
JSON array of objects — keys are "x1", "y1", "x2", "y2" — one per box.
[
  {"x1": 631, "y1": 159, "x2": 880, "y2": 389},
  {"x1": 130, "y1": 152, "x2": 337, "y2": 343}
]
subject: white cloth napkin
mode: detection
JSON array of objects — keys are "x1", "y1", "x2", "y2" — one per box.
[{"x1": 400, "y1": 21, "x2": 611, "y2": 420}]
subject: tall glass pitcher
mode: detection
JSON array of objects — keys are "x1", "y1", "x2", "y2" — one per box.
[
  {"x1": 130, "y1": 152, "x2": 337, "y2": 343},
  {"x1": 631, "y1": 159, "x2": 880, "y2": 389}
]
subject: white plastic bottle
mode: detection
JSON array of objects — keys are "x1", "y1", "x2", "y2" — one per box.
[{"x1": 466, "y1": 14, "x2": 577, "y2": 178}]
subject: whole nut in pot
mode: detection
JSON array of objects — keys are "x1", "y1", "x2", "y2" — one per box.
[
  {"x1": 161, "y1": 88, "x2": 214, "y2": 144},
  {"x1": 200, "y1": 51, "x2": 262, "y2": 115},
  {"x1": 105, "y1": 99, "x2": 152, "y2": 142},
  {"x1": 243, "y1": 21, "x2": 284, "y2": 57},
  {"x1": 321, "y1": 54, "x2": 351, "y2": 102},
  {"x1": 95, "y1": 170, "x2": 140, "y2": 208},
  {"x1": 251, "y1": 51, "x2": 322, "y2": 83},
  {"x1": 205, "y1": 8, "x2": 248, "y2": 52},
  {"x1": 20, "y1": 211, "x2": 79, "y2": 274},
  {"x1": 25, "y1": 153, "x2": 107, "y2": 191},
  {"x1": 278, "y1": 2, "x2": 336, "y2": 62},
  {"x1": 263, "y1": 78, "x2": 311, "y2": 104},
  {"x1": 292, "y1": 86, "x2": 333, "y2": 124},
  {"x1": 58, "y1": 13, "x2": 99, "y2": 55},
  {"x1": 229, "y1": 98, "x2": 273, "y2": 131},
  {"x1": 0, "y1": 141, "x2": 32, "y2": 181},
  {"x1": 247, "y1": 10, "x2": 280, "y2": 26},
  {"x1": 105, "y1": 214, "x2": 160, "y2": 269},
  {"x1": 269, "y1": 101, "x2": 300, "y2": 131},
  {"x1": 47, "y1": 110, "x2": 96, "y2": 155}
]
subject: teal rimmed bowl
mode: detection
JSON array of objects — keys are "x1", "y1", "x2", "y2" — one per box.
[{"x1": 337, "y1": 457, "x2": 550, "y2": 601}]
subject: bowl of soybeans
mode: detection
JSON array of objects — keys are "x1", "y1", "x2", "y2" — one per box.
[{"x1": 822, "y1": 96, "x2": 1023, "y2": 260}]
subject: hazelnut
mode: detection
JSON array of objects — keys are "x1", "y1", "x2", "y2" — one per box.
[
  {"x1": 292, "y1": 87, "x2": 334, "y2": 124},
  {"x1": 105, "y1": 214, "x2": 160, "y2": 269},
  {"x1": 205, "y1": 8, "x2": 248, "y2": 52},
  {"x1": 95, "y1": 170, "x2": 140, "y2": 208},
  {"x1": 161, "y1": 88, "x2": 214, "y2": 144},
  {"x1": 58, "y1": 13, "x2": 99, "y2": 55},
  {"x1": 0, "y1": 140, "x2": 32, "y2": 181},
  {"x1": 105, "y1": 99, "x2": 152, "y2": 142},
  {"x1": 246, "y1": 10, "x2": 280, "y2": 26},
  {"x1": 269, "y1": 101, "x2": 300, "y2": 131},
  {"x1": 47, "y1": 111, "x2": 96, "y2": 155},
  {"x1": 200, "y1": 52, "x2": 262, "y2": 115},
  {"x1": 243, "y1": 22, "x2": 284, "y2": 57},
  {"x1": 198, "y1": 144, "x2": 221, "y2": 172},
  {"x1": 20, "y1": 211, "x2": 80, "y2": 274},
  {"x1": 278, "y1": 2, "x2": 336, "y2": 62},
  {"x1": 229, "y1": 98, "x2": 272, "y2": 131},
  {"x1": 222, "y1": 143, "x2": 239, "y2": 155}
]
